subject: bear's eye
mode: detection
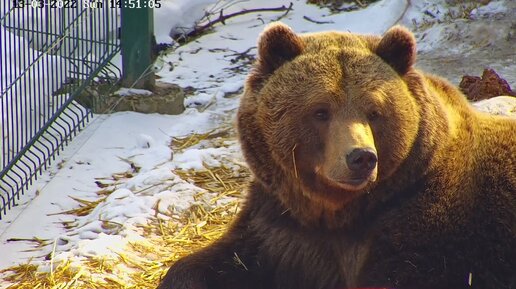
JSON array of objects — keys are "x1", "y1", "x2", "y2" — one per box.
[
  {"x1": 367, "y1": 110, "x2": 381, "y2": 121},
  {"x1": 313, "y1": 108, "x2": 330, "y2": 121}
]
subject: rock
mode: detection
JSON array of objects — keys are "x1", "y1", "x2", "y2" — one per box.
[
  {"x1": 459, "y1": 68, "x2": 515, "y2": 101},
  {"x1": 77, "y1": 82, "x2": 186, "y2": 115}
]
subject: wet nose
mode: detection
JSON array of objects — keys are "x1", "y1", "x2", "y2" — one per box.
[{"x1": 346, "y1": 148, "x2": 377, "y2": 173}]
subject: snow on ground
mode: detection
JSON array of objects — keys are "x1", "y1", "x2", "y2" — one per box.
[
  {"x1": 156, "y1": 0, "x2": 407, "y2": 92},
  {"x1": 1, "y1": 0, "x2": 515, "y2": 286},
  {"x1": 400, "y1": 0, "x2": 516, "y2": 85},
  {"x1": 473, "y1": 96, "x2": 516, "y2": 116},
  {"x1": 0, "y1": 29, "x2": 70, "y2": 159}
]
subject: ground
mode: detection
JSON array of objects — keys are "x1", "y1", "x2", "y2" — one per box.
[
  {"x1": 404, "y1": 0, "x2": 516, "y2": 84},
  {"x1": 0, "y1": 0, "x2": 515, "y2": 288}
]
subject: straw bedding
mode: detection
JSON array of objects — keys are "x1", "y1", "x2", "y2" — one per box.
[{"x1": 1, "y1": 127, "x2": 250, "y2": 288}]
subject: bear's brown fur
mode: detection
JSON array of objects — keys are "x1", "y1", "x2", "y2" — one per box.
[{"x1": 158, "y1": 23, "x2": 516, "y2": 289}]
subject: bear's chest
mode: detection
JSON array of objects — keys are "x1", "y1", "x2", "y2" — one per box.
[{"x1": 256, "y1": 222, "x2": 370, "y2": 289}]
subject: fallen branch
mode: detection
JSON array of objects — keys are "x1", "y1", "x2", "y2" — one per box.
[
  {"x1": 174, "y1": 2, "x2": 294, "y2": 43},
  {"x1": 272, "y1": 2, "x2": 294, "y2": 22},
  {"x1": 303, "y1": 15, "x2": 334, "y2": 24},
  {"x1": 355, "y1": 0, "x2": 366, "y2": 7}
]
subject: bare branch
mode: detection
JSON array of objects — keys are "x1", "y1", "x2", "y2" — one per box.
[
  {"x1": 272, "y1": 2, "x2": 294, "y2": 22},
  {"x1": 302, "y1": 15, "x2": 334, "y2": 24},
  {"x1": 174, "y1": 2, "x2": 294, "y2": 43}
]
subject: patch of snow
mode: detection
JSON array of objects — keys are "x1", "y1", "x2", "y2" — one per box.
[
  {"x1": 173, "y1": 146, "x2": 233, "y2": 170},
  {"x1": 153, "y1": 0, "x2": 218, "y2": 43},
  {"x1": 136, "y1": 133, "x2": 156, "y2": 149},
  {"x1": 115, "y1": 88, "x2": 154, "y2": 96},
  {"x1": 185, "y1": 92, "x2": 216, "y2": 109},
  {"x1": 470, "y1": 0, "x2": 508, "y2": 19},
  {"x1": 472, "y1": 96, "x2": 516, "y2": 116}
]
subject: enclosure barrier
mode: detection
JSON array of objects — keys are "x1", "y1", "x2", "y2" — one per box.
[{"x1": 0, "y1": 1, "x2": 123, "y2": 219}]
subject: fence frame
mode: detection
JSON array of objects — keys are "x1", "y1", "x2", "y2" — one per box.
[{"x1": 0, "y1": 3, "x2": 158, "y2": 219}]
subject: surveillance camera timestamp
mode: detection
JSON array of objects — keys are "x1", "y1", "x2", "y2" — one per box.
[{"x1": 12, "y1": 0, "x2": 162, "y2": 9}]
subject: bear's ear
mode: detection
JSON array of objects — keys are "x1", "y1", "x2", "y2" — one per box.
[
  {"x1": 376, "y1": 25, "x2": 416, "y2": 75},
  {"x1": 256, "y1": 22, "x2": 304, "y2": 76}
]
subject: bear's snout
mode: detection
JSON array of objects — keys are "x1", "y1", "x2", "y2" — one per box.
[{"x1": 346, "y1": 148, "x2": 377, "y2": 180}]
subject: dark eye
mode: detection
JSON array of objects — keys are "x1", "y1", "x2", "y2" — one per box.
[
  {"x1": 314, "y1": 108, "x2": 330, "y2": 121},
  {"x1": 367, "y1": 110, "x2": 380, "y2": 121}
]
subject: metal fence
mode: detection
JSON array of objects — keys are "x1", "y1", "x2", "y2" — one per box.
[{"x1": 0, "y1": 1, "x2": 121, "y2": 218}]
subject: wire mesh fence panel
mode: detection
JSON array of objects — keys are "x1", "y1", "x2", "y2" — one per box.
[{"x1": 0, "y1": 1, "x2": 121, "y2": 218}]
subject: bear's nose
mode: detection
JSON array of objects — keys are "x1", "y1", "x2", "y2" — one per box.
[{"x1": 346, "y1": 148, "x2": 378, "y2": 173}]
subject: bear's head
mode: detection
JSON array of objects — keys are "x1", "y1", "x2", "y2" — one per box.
[{"x1": 238, "y1": 23, "x2": 436, "y2": 222}]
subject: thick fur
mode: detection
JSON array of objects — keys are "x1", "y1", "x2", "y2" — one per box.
[{"x1": 158, "y1": 23, "x2": 516, "y2": 289}]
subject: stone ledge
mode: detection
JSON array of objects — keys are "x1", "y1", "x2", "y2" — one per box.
[{"x1": 76, "y1": 82, "x2": 186, "y2": 115}]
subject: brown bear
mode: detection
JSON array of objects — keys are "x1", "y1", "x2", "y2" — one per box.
[{"x1": 158, "y1": 23, "x2": 516, "y2": 289}]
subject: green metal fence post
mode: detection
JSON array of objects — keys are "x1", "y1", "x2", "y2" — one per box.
[{"x1": 120, "y1": 4, "x2": 155, "y2": 89}]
